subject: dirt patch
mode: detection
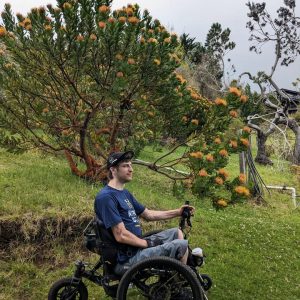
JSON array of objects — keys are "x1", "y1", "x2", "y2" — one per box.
[
  {"x1": 0, "y1": 214, "x2": 166, "y2": 262},
  {"x1": 0, "y1": 213, "x2": 92, "y2": 261}
]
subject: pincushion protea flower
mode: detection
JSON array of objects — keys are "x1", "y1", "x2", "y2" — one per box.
[
  {"x1": 190, "y1": 151, "x2": 203, "y2": 159},
  {"x1": 234, "y1": 186, "x2": 250, "y2": 196},
  {"x1": 218, "y1": 168, "x2": 229, "y2": 179},
  {"x1": 219, "y1": 149, "x2": 228, "y2": 157},
  {"x1": 217, "y1": 199, "x2": 228, "y2": 207},
  {"x1": 215, "y1": 177, "x2": 224, "y2": 185},
  {"x1": 198, "y1": 169, "x2": 208, "y2": 177},
  {"x1": 98, "y1": 5, "x2": 109, "y2": 13},
  {"x1": 229, "y1": 87, "x2": 241, "y2": 97},
  {"x1": 239, "y1": 173, "x2": 247, "y2": 184},
  {"x1": 206, "y1": 154, "x2": 214, "y2": 162},
  {"x1": 215, "y1": 98, "x2": 227, "y2": 106}
]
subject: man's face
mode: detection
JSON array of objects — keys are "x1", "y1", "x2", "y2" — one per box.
[{"x1": 112, "y1": 160, "x2": 133, "y2": 183}]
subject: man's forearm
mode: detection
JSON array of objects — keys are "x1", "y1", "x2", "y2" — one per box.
[
  {"x1": 116, "y1": 228, "x2": 148, "y2": 248},
  {"x1": 143, "y1": 209, "x2": 181, "y2": 221}
]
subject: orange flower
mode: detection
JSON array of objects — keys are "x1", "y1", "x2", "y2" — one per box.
[
  {"x1": 240, "y1": 95, "x2": 248, "y2": 103},
  {"x1": 215, "y1": 97, "x2": 227, "y2": 106},
  {"x1": 243, "y1": 126, "x2": 251, "y2": 133},
  {"x1": 98, "y1": 5, "x2": 110, "y2": 13},
  {"x1": 175, "y1": 73, "x2": 187, "y2": 84},
  {"x1": 23, "y1": 18, "x2": 31, "y2": 26},
  {"x1": 218, "y1": 168, "x2": 229, "y2": 179},
  {"x1": 182, "y1": 116, "x2": 188, "y2": 122},
  {"x1": 234, "y1": 186, "x2": 250, "y2": 196},
  {"x1": 229, "y1": 140, "x2": 238, "y2": 148},
  {"x1": 240, "y1": 138, "x2": 250, "y2": 147},
  {"x1": 214, "y1": 137, "x2": 221, "y2": 144},
  {"x1": 190, "y1": 151, "x2": 203, "y2": 159},
  {"x1": 219, "y1": 149, "x2": 228, "y2": 157},
  {"x1": 128, "y1": 16, "x2": 139, "y2": 24},
  {"x1": 108, "y1": 17, "x2": 115, "y2": 23},
  {"x1": 116, "y1": 71, "x2": 124, "y2": 78},
  {"x1": 153, "y1": 59, "x2": 161, "y2": 65},
  {"x1": 148, "y1": 38, "x2": 158, "y2": 44},
  {"x1": 127, "y1": 58, "x2": 135, "y2": 65},
  {"x1": 89, "y1": 34, "x2": 97, "y2": 41},
  {"x1": 198, "y1": 169, "x2": 208, "y2": 177},
  {"x1": 215, "y1": 177, "x2": 224, "y2": 185},
  {"x1": 214, "y1": 137, "x2": 222, "y2": 145},
  {"x1": 4, "y1": 63, "x2": 12, "y2": 69},
  {"x1": 44, "y1": 25, "x2": 52, "y2": 31},
  {"x1": 217, "y1": 199, "x2": 228, "y2": 207},
  {"x1": 191, "y1": 119, "x2": 199, "y2": 125},
  {"x1": 76, "y1": 34, "x2": 84, "y2": 42},
  {"x1": 230, "y1": 110, "x2": 238, "y2": 118},
  {"x1": 115, "y1": 54, "x2": 123, "y2": 60},
  {"x1": 190, "y1": 92, "x2": 200, "y2": 100},
  {"x1": 63, "y1": 2, "x2": 72, "y2": 9},
  {"x1": 118, "y1": 17, "x2": 127, "y2": 24},
  {"x1": 43, "y1": 107, "x2": 49, "y2": 113},
  {"x1": 206, "y1": 154, "x2": 214, "y2": 162},
  {"x1": 125, "y1": 7, "x2": 134, "y2": 16},
  {"x1": 98, "y1": 21, "x2": 106, "y2": 29},
  {"x1": 229, "y1": 86, "x2": 241, "y2": 97},
  {"x1": 239, "y1": 173, "x2": 247, "y2": 184},
  {"x1": 164, "y1": 37, "x2": 171, "y2": 43}
]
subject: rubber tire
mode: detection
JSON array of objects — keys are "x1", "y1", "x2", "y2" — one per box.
[
  {"x1": 116, "y1": 256, "x2": 204, "y2": 300},
  {"x1": 48, "y1": 277, "x2": 88, "y2": 300},
  {"x1": 200, "y1": 274, "x2": 213, "y2": 291}
]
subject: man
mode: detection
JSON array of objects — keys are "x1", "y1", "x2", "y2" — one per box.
[{"x1": 94, "y1": 150, "x2": 194, "y2": 274}]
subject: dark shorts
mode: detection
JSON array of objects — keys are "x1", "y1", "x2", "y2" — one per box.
[{"x1": 114, "y1": 228, "x2": 188, "y2": 275}]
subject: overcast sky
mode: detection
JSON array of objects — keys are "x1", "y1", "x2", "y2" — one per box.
[{"x1": 1, "y1": 0, "x2": 299, "y2": 90}]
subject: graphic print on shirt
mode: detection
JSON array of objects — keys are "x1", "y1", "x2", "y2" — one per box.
[{"x1": 124, "y1": 198, "x2": 139, "y2": 225}]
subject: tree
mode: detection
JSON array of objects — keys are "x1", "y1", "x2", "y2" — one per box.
[
  {"x1": 181, "y1": 23, "x2": 236, "y2": 99},
  {"x1": 240, "y1": 0, "x2": 300, "y2": 164},
  {"x1": 0, "y1": 0, "x2": 250, "y2": 207},
  {"x1": 0, "y1": 0, "x2": 210, "y2": 180}
]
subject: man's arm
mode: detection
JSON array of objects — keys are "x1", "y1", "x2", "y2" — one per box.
[
  {"x1": 140, "y1": 205, "x2": 195, "y2": 222},
  {"x1": 111, "y1": 222, "x2": 148, "y2": 248}
]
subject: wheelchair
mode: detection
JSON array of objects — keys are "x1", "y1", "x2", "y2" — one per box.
[{"x1": 48, "y1": 205, "x2": 212, "y2": 299}]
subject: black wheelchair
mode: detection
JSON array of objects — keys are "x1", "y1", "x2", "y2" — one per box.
[{"x1": 48, "y1": 205, "x2": 212, "y2": 299}]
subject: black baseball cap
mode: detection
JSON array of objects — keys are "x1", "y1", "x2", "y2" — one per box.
[{"x1": 107, "y1": 151, "x2": 134, "y2": 169}]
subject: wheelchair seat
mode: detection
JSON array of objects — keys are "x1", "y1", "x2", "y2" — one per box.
[{"x1": 84, "y1": 217, "x2": 133, "y2": 276}]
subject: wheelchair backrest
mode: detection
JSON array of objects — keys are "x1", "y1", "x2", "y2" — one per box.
[{"x1": 84, "y1": 217, "x2": 120, "y2": 266}]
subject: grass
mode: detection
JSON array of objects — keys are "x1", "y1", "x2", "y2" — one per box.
[{"x1": 0, "y1": 147, "x2": 300, "y2": 299}]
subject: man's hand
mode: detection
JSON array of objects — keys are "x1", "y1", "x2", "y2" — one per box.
[
  {"x1": 179, "y1": 204, "x2": 195, "y2": 217},
  {"x1": 145, "y1": 237, "x2": 163, "y2": 248}
]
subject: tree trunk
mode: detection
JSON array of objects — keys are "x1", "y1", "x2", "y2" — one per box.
[
  {"x1": 255, "y1": 131, "x2": 273, "y2": 165},
  {"x1": 286, "y1": 119, "x2": 300, "y2": 165}
]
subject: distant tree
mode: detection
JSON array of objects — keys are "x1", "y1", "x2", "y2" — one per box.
[
  {"x1": 180, "y1": 23, "x2": 236, "y2": 99},
  {"x1": 240, "y1": 0, "x2": 300, "y2": 164}
]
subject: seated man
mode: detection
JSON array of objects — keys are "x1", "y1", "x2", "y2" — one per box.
[{"x1": 94, "y1": 150, "x2": 195, "y2": 274}]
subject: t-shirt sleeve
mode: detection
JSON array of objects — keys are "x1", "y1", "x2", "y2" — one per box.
[
  {"x1": 128, "y1": 191, "x2": 145, "y2": 215},
  {"x1": 95, "y1": 193, "x2": 123, "y2": 229}
]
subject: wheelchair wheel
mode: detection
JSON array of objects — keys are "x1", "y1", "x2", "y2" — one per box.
[
  {"x1": 200, "y1": 274, "x2": 213, "y2": 291},
  {"x1": 48, "y1": 277, "x2": 88, "y2": 300},
  {"x1": 116, "y1": 256, "x2": 204, "y2": 300}
]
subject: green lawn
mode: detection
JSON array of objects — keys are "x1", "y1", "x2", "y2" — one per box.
[{"x1": 0, "y1": 148, "x2": 300, "y2": 299}]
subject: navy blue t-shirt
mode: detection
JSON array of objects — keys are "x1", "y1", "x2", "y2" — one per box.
[{"x1": 94, "y1": 185, "x2": 145, "y2": 263}]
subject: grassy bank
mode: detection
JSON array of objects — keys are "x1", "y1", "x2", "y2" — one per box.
[{"x1": 0, "y1": 148, "x2": 300, "y2": 299}]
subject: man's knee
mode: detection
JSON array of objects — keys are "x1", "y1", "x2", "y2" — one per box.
[{"x1": 177, "y1": 228, "x2": 184, "y2": 239}]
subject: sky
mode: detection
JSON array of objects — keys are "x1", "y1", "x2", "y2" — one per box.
[{"x1": 1, "y1": 0, "x2": 299, "y2": 91}]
